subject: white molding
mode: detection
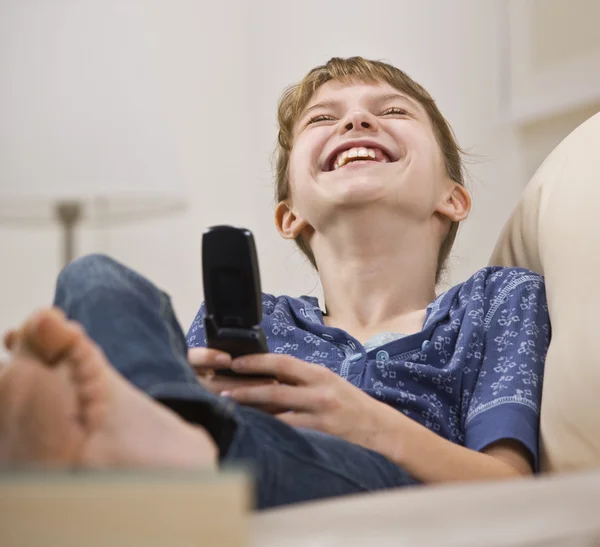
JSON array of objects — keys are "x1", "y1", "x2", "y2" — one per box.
[{"x1": 507, "y1": 0, "x2": 600, "y2": 125}]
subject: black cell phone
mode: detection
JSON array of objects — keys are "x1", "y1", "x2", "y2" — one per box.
[{"x1": 202, "y1": 225, "x2": 272, "y2": 378}]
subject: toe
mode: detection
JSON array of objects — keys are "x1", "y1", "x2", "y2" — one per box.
[
  {"x1": 21, "y1": 308, "x2": 83, "y2": 365},
  {"x1": 3, "y1": 329, "x2": 19, "y2": 351}
]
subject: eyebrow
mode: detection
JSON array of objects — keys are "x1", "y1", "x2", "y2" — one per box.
[
  {"x1": 376, "y1": 92, "x2": 421, "y2": 109},
  {"x1": 299, "y1": 99, "x2": 340, "y2": 120}
]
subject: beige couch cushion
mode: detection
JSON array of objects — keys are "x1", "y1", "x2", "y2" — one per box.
[{"x1": 490, "y1": 112, "x2": 600, "y2": 472}]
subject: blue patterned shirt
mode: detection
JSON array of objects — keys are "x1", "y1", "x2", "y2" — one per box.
[{"x1": 187, "y1": 267, "x2": 550, "y2": 469}]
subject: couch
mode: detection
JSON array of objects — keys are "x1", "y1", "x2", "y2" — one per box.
[{"x1": 252, "y1": 112, "x2": 600, "y2": 546}]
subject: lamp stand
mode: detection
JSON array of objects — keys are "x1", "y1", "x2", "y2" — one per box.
[{"x1": 55, "y1": 201, "x2": 83, "y2": 267}]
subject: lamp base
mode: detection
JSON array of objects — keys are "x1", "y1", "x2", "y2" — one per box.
[{"x1": 55, "y1": 201, "x2": 82, "y2": 267}]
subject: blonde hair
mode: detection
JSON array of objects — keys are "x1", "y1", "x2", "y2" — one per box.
[{"x1": 275, "y1": 56, "x2": 465, "y2": 282}]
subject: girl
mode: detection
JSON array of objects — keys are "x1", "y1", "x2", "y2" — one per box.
[{"x1": 1, "y1": 57, "x2": 549, "y2": 511}]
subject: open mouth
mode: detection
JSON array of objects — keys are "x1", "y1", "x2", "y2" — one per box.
[{"x1": 323, "y1": 142, "x2": 396, "y2": 172}]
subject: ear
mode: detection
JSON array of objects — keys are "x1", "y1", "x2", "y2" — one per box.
[
  {"x1": 274, "y1": 200, "x2": 309, "y2": 240},
  {"x1": 436, "y1": 183, "x2": 471, "y2": 222}
]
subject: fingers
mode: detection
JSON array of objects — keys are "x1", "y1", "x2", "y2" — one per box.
[
  {"x1": 203, "y1": 376, "x2": 278, "y2": 396},
  {"x1": 223, "y1": 384, "x2": 318, "y2": 413},
  {"x1": 197, "y1": 373, "x2": 281, "y2": 414},
  {"x1": 231, "y1": 354, "x2": 324, "y2": 385},
  {"x1": 187, "y1": 347, "x2": 232, "y2": 371}
]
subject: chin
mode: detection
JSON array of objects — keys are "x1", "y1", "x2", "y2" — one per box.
[{"x1": 333, "y1": 178, "x2": 389, "y2": 204}]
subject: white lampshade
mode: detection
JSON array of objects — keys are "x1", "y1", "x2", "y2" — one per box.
[{"x1": 0, "y1": 0, "x2": 187, "y2": 224}]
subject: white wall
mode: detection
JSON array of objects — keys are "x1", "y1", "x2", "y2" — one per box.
[
  {"x1": 520, "y1": 101, "x2": 600, "y2": 181},
  {"x1": 0, "y1": 0, "x2": 531, "y2": 353},
  {"x1": 520, "y1": 0, "x2": 600, "y2": 179}
]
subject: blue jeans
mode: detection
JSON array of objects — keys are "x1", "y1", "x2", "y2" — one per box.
[{"x1": 53, "y1": 254, "x2": 418, "y2": 510}]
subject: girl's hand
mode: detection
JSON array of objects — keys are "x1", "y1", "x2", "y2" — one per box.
[
  {"x1": 187, "y1": 347, "x2": 279, "y2": 413},
  {"x1": 222, "y1": 353, "x2": 391, "y2": 448}
]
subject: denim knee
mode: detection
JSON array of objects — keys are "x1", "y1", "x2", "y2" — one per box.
[
  {"x1": 54, "y1": 253, "x2": 156, "y2": 308},
  {"x1": 57, "y1": 253, "x2": 123, "y2": 288}
]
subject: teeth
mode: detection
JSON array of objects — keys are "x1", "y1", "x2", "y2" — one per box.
[{"x1": 333, "y1": 147, "x2": 387, "y2": 170}]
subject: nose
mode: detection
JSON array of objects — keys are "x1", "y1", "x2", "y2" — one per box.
[{"x1": 339, "y1": 110, "x2": 379, "y2": 134}]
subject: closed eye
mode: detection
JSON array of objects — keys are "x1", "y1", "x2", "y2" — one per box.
[
  {"x1": 381, "y1": 107, "x2": 409, "y2": 116},
  {"x1": 307, "y1": 114, "x2": 336, "y2": 125}
]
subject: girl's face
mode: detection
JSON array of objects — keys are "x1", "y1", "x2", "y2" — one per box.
[{"x1": 284, "y1": 79, "x2": 458, "y2": 232}]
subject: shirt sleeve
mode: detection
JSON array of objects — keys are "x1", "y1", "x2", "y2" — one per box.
[
  {"x1": 186, "y1": 302, "x2": 208, "y2": 348},
  {"x1": 464, "y1": 271, "x2": 550, "y2": 471}
]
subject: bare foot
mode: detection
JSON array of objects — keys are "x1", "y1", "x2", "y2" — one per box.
[
  {"x1": 0, "y1": 308, "x2": 218, "y2": 469},
  {"x1": 0, "y1": 310, "x2": 83, "y2": 466}
]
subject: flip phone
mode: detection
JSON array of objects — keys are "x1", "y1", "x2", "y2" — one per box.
[{"x1": 202, "y1": 225, "x2": 271, "y2": 378}]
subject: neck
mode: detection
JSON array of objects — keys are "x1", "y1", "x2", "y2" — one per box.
[{"x1": 311, "y1": 210, "x2": 438, "y2": 335}]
